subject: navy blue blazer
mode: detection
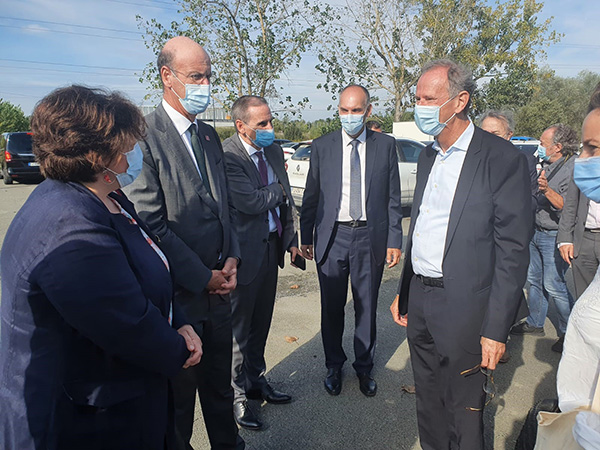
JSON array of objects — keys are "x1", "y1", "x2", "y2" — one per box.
[
  {"x1": 398, "y1": 127, "x2": 533, "y2": 348},
  {"x1": 300, "y1": 128, "x2": 403, "y2": 264},
  {"x1": 0, "y1": 179, "x2": 190, "y2": 450}
]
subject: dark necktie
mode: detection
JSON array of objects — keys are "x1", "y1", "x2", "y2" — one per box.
[
  {"x1": 188, "y1": 124, "x2": 212, "y2": 196},
  {"x1": 256, "y1": 150, "x2": 283, "y2": 236},
  {"x1": 349, "y1": 139, "x2": 362, "y2": 220}
]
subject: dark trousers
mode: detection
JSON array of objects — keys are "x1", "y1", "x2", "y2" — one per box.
[
  {"x1": 316, "y1": 224, "x2": 384, "y2": 374},
  {"x1": 407, "y1": 276, "x2": 486, "y2": 450},
  {"x1": 171, "y1": 295, "x2": 243, "y2": 450},
  {"x1": 231, "y1": 233, "x2": 279, "y2": 402},
  {"x1": 572, "y1": 230, "x2": 600, "y2": 299}
]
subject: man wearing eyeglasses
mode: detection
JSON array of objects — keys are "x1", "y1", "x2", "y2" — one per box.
[
  {"x1": 126, "y1": 36, "x2": 244, "y2": 449},
  {"x1": 390, "y1": 59, "x2": 532, "y2": 449}
]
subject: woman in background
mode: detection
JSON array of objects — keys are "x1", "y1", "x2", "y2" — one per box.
[{"x1": 0, "y1": 85, "x2": 202, "y2": 450}]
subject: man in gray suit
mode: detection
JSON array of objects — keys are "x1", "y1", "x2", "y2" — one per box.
[
  {"x1": 300, "y1": 85, "x2": 403, "y2": 397},
  {"x1": 126, "y1": 36, "x2": 244, "y2": 450},
  {"x1": 558, "y1": 177, "x2": 600, "y2": 299},
  {"x1": 222, "y1": 96, "x2": 300, "y2": 430}
]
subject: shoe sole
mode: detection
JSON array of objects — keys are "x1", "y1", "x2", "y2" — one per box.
[
  {"x1": 324, "y1": 382, "x2": 341, "y2": 396},
  {"x1": 360, "y1": 388, "x2": 377, "y2": 397}
]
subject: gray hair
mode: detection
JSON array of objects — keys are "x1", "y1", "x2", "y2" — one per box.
[
  {"x1": 339, "y1": 84, "x2": 371, "y2": 108},
  {"x1": 546, "y1": 123, "x2": 579, "y2": 157},
  {"x1": 231, "y1": 95, "x2": 269, "y2": 125},
  {"x1": 421, "y1": 59, "x2": 476, "y2": 113},
  {"x1": 479, "y1": 109, "x2": 515, "y2": 133},
  {"x1": 588, "y1": 81, "x2": 600, "y2": 113},
  {"x1": 156, "y1": 48, "x2": 175, "y2": 89}
]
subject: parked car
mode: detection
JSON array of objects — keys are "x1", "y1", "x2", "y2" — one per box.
[
  {"x1": 274, "y1": 138, "x2": 291, "y2": 146},
  {"x1": 280, "y1": 141, "x2": 301, "y2": 160},
  {"x1": 511, "y1": 136, "x2": 540, "y2": 156},
  {"x1": 1, "y1": 132, "x2": 42, "y2": 184},
  {"x1": 286, "y1": 137, "x2": 426, "y2": 209}
]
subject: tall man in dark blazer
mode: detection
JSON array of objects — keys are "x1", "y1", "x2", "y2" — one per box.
[
  {"x1": 300, "y1": 85, "x2": 403, "y2": 397},
  {"x1": 126, "y1": 36, "x2": 244, "y2": 450},
  {"x1": 390, "y1": 60, "x2": 532, "y2": 449},
  {"x1": 222, "y1": 96, "x2": 299, "y2": 430}
]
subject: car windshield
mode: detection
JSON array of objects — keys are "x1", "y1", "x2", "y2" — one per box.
[
  {"x1": 7, "y1": 133, "x2": 33, "y2": 153},
  {"x1": 291, "y1": 144, "x2": 311, "y2": 161},
  {"x1": 396, "y1": 139, "x2": 424, "y2": 163},
  {"x1": 512, "y1": 143, "x2": 538, "y2": 155}
]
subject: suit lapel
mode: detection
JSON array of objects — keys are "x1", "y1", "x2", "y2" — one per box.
[
  {"x1": 365, "y1": 129, "x2": 378, "y2": 202},
  {"x1": 234, "y1": 134, "x2": 263, "y2": 187},
  {"x1": 199, "y1": 127, "x2": 223, "y2": 210},
  {"x1": 443, "y1": 128, "x2": 483, "y2": 257},
  {"x1": 409, "y1": 144, "x2": 436, "y2": 238},
  {"x1": 331, "y1": 131, "x2": 343, "y2": 208}
]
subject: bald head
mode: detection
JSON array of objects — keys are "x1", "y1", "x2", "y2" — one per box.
[{"x1": 158, "y1": 36, "x2": 212, "y2": 120}]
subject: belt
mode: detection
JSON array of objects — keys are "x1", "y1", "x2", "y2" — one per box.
[
  {"x1": 585, "y1": 228, "x2": 600, "y2": 233},
  {"x1": 416, "y1": 274, "x2": 444, "y2": 288},
  {"x1": 337, "y1": 220, "x2": 368, "y2": 228}
]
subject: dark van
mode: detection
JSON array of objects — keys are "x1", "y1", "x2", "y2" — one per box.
[{"x1": 1, "y1": 132, "x2": 42, "y2": 184}]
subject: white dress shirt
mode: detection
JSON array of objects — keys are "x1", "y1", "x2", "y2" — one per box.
[
  {"x1": 411, "y1": 122, "x2": 475, "y2": 277},
  {"x1": 585, "y1": 200, "x2": 600, "y2": 230},
  {"x1": 162, "y1": 99, "x2": 205, "y2": 179},
  {"x1": 338, "y1": 128, "x2": 367, "y2": 221},
  {"x1": 239, "y1": 136, "x2": 280, "y2": 233}
]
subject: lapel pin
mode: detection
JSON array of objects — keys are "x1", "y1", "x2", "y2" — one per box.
[{"x1": 205, "y1": 135, "x2": 210, "y2": 141}]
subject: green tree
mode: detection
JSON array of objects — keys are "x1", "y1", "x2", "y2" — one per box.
[
  {"x1": 0, "y1": 100, "x2": 29, "y2": 133},
  {"x1": 515, "y1": 70, "x2": 600, "y2": 138},
  {"x1": 316, "y1": 0, "x2": 560, "y2": 121},
  {"x1": 137, "y1": 0, "x2": 334, "y2": 109}
]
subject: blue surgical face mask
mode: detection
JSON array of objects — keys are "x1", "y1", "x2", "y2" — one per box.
[
  {"x1": 106, "y1": 143, "x2": 143, "y2": 189},
  {"x1": 246, "y1": 125, "x2": 275, "y2": 148},
  {"x1": 537, "y1": 145, "x2": 548, "y2": 161},
  {"x1": 340, "y1": 113, "x2": 366, "y2": 136},
  {"x1": 414, "y1": 96, "x2": 456, "y2": 136},
  {"x1": 171, "y1": 71, "x2": 211, "y2": 115},
  {"x1": 574, "y1": 156, "x2": 600, "y2": 202}
]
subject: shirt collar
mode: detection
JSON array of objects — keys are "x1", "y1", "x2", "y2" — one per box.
[
  {"x1": 342, "y1": 126, "x2": 367, "y2": 148},
  {"x1": 162, "y1": 99, "x2": 198, "y2": 137},
  {"x1": 432, "y1": 121, "x2": 474, "y2": 156},
  {"x1": 239, "y1": 134, "x2": 262, "y2": 157}
]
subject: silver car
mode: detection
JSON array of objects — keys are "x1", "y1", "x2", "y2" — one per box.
[{"x1": 286, "y1": 138, "x2": 426, "y2": 209}]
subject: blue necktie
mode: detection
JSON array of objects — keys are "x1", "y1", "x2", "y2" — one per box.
[
  {"x1": 256, "y1": 151, "x2": 283, "y2": 236},
  {"x1": 349, "y1": 139, "x2": 362, "y2": 220}
]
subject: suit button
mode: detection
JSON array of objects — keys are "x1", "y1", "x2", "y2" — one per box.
[{"x1": 265, "y1": 219, "x2": 269, "y2": 223}]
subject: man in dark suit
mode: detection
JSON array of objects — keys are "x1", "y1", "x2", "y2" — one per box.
[
  {"x1": 300, "y1": 85, "x2": 403, "y2": 397},
  {"x1": 222, "y1": 96, "x2": 300, "y2": 430},
  {"x1": 390, "y1": 60, "x2": 532, "y2": 449},
  {"x1": 126, "y1": 36, "x2": 244, "y2": 450},
  {"x1": 558, "y1": 177, "x2": 600, "y2": 299}
]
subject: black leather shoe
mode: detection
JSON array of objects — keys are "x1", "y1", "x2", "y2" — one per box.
[
  {"x1": 357, "y1": 373, "x2": 377, "y2": 397},
  {"x1": 324, "y1": 368, "x2": 342, "y2": 395},
  {"x1": 233, "y1": 400, "x2": 263, "y2": 430},
  {"x1": 247, "y1": 384, "x2": 292, "y2": 404}
]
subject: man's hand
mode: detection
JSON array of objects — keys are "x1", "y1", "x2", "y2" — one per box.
[
  {"x1": 480, "y1": 337, "x2": 505, "y2": 370},
  {"x1": 289, "y1": 246, "x2": 300, "y2": 266},
  {"x1": 538, "y1": 170, "x2": 548, "y2": 194},
  {"x1": 559, "y1": 243, "x2": 574, "y2": 265},
  {"x1": 216, "y1": 257, "x2": 238, "y2": 295},
  {"x1": 301, "y1": 244, "x2": 313, "y2": 260},
  {"x1": 177, "y1": 324, "x2": 203, "y2": 368},
  {"x1": 386, "y1": 248, "x2": 402, "y2": 268},
  {"x1": 207, "y1": 270, "x2": 228, "y2": 294},
  {"x1": 390, "y1": 294, "x2": 408, "y2": 327}
]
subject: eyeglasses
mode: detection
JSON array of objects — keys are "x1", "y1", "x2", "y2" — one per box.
[
  {"x1": 170, "y1": 67, "x2": 211, "y2": 83},
  {"x1": 460, "y1": 363, "x2": 496, "y2": 411}
]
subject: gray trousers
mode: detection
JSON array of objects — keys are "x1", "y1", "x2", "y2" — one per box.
[
  {"x1": 230, "y1": 233, "x2": 279, "y2": 403},
  {"x1": 572, "y1": 230, "x2": 600, "y2": 299}
]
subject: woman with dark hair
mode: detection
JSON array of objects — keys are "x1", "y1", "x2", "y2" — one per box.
[{"x1": 0, "y1": 85, "x2": 202, "y2": 450}]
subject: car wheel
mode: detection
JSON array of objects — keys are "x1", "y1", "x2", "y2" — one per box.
[{"x1": 2, "y1": 168, "x2": 13, "y2": 184}]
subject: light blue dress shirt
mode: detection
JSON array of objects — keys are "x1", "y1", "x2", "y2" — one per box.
[
  {"x1": 240, "y1": 136, "x2": 280, "y2": 233},
  {"x1": 411, "y1": 122, "x2": 475, "y2": 277}
]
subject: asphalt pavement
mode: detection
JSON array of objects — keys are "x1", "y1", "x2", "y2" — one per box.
[{"x1": 0, "y1": 182, "x2": 565, "y2": 449}]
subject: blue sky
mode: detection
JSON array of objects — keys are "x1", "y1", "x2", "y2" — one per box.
[{"x1": 2, "y1": 0, "x2": 599, "y2": 122}]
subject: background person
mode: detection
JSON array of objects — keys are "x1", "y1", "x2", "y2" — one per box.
[
  {"x1": 125, "y1": 36, "x2": 243, "y2": 450},
  {"x1": 0, "y1": 85, "x2": 201, "y2": 450},
  {"x1": 511, "y1": 124, "x2": 578, "y2": 354},
  {"x1": 222, "y1": 95, "x2": 299, "y2": 430},
  {"x1": 390, "y1": 59, "x2": 532, "y2": 449},
  {"x1": 366, "y1": 120, "x2": 382, "y2": 132},
  {"x1": 300, "y1": 84, "x2": 402, "y2": 398}
]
